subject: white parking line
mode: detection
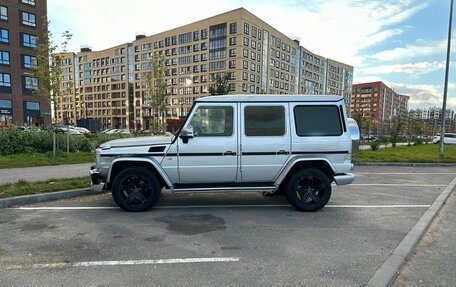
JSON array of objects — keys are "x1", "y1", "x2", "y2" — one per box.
[
  {"x1": 12, "y1": 204, "x2": 430, "y2": 210},
  {"x1": 4, "y1": 257, "x2": 240, "y2": 270},
  {"x1": 357, "y1": 173, "x2": 455, "y2": 175}
]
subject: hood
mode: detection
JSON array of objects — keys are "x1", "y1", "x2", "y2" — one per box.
[{"x1": 101, "y1": 135, "x2": 173, "y2": 148}]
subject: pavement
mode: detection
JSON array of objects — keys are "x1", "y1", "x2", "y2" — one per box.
[
  {"x1": 0, "y1": 165, "x2": 455, "y2": 286},
  {"x1": 393, "y1": 183, "x2": 456, "y2": 287},
  {"x1": 0, "y1": 163, "x2": 92, "y2": 184}
]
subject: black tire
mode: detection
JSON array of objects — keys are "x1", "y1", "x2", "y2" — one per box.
[
  {"x1": 112, "y1": 167, "x2": 161, "y2": 212},
  {"x1": 285, "y1": 168, "x2": 331, "y2": 212}
]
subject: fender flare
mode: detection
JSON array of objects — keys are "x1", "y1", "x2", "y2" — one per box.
[
  {"x1": 273, "y1": 157, "x2": 336, "y2": 187},
  {"x1": 107, "y1": 157, "x2": 174, "y2": 189}
]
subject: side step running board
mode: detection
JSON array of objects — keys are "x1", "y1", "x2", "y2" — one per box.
[{"x1": 172, "y1": 186, "x2": 276, "y2": 194}]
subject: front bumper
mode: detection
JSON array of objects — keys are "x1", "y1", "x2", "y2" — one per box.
[
  {"x1": 334, "y1": 173, "x2": 355, "y2": 185},
  {"x1": 90, "y1": 165, "x2": 106, "y2": 192}
]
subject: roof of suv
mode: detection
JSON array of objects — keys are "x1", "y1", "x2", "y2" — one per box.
[{"x1": 196, "y1": 95, "x2": 344, "y2": 103}]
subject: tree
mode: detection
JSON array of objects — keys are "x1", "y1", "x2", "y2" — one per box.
[
  {"x1": 145, "y1": 54, "x2": 168, "y2": 132},
  {"x1": 209, "y1": 73, "x2": 231, "y2": 95},
  {"x1": 390, "y1": 115, "x2": 402, "y2": 147},
  {"x1": 32, "y1": 16, "x2": 72, "y2": 124}
]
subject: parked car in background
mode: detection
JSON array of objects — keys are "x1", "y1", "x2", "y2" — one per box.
[
  {"x1": 105, "y1": 129, "x2": 132, "y2": 135},
  {"x1": 433, "y1": 133, "x2": 456, "y2": 144},
  {"x1": 74, "y1": 127, "x2": 91, "y2": 134},
  {"x1": 54, "y1": 125, "x2": 83, "y2": 135}
]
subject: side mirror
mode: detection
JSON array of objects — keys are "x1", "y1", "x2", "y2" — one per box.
[{"x1": 179, "y1": 127, "x2": 194, "y2": 144}]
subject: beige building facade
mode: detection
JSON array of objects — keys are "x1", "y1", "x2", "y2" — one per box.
[{"x1": 57, "y1": 8, "x2": 353, "y2": 130}]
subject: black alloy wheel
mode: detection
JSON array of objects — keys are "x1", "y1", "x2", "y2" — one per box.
[
  {"x1": 286, "y1": 168, "x2": 331, "y2": 212},
  {"x1": 112, "y1": 167, "x2": 161, "y2": 212}
]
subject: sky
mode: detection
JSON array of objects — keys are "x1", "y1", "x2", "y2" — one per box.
[{"x1": 48, "y1": 0, "x2": 455, "y2": 111}]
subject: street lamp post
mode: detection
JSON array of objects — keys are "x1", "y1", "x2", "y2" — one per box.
[{"x1": 439, "y1": 0, "x2": 454, "y2": 157}]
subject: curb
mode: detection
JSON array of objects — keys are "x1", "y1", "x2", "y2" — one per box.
[
  {"x1": 0, "y1": 188, "x2": 104, "y2": 208},
  {"x1": 365, "y1": 174, "x2": 456, "y2": 287},
  {"x1": 355, "y1": 162, "x2": 456, "y2": 167}
]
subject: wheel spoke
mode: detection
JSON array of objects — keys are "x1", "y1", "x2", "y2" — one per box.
[
  {"x1": 309, "y1": 191, "x2": 320, "y2": 203},
  {"x1": 301, "y1": 191, "x2": 311, "y2": 202},
  {"x1": 120, "y1": 184, "x2": 134, "y2": 196},
  {"x1": 136, "y1": 192, "x2": 148, "y2": 204}
]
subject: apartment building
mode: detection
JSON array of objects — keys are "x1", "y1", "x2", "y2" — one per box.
[
  {"x1": 351, "y1": 81, "x2": 409, "y2": 135},
  {"x1": 409, "y1": 107, "x2": 455, "y2": 134},
  {"x1": 0, "y1": 0, "x2": 50, "y2": 127},
  {"x1": 58, "y1": 8, "x2": 353, "y2": 130},
  {"x1": 298, "y1": 47, "x2": 353, "y2": 113},
  {"x1": 55, "y1": 44, "x2": 133, "y2": 129}
]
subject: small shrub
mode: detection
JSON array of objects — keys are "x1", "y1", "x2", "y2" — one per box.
[{"x1": 370, "y1": 141, "x2": 380, "y2": 151}]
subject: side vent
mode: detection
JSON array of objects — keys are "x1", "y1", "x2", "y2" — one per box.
[{"x1": 148, "y1": 146, "x2": 166, "y2": 152}]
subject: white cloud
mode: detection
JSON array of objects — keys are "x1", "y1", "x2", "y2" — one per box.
[
  {"x1": 48, "y1": 0, "x2": 426, "y2": 66},
  {"x1": 370, "y1": 40, "x2": 447, "y2": 61},
  {"x1": 48, "y1": 0, "x2": 234, "y2": 52},
  {"x1": 361, "y1": 61, "x2": 445, "y2": 75}
]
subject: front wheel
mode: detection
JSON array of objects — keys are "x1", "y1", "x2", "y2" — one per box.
[
  {"x1": 286, "y1": 168, "x2": 331, "y2": 212},
  {"x1": 112, "y1": 167, "x2": 161, "y2": 212}
]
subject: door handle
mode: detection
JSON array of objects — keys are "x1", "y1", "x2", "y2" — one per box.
[
  {"x1": 277, "y1": 150, "x2": 289, "y2": 155},
  {"x1": 224, "y1": 151, "x2": 236, "y2": 156}
]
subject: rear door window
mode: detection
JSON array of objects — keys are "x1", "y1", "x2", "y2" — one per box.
[{"x1": 244, "y1": 106, "x2": 285, "y2": 136}]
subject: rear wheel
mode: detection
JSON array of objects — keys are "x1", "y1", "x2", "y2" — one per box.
[
  {"x1": 112, "y1": 167, "x2": 161, "y2": 212},
  {"x1": 286, "y1": 168, "x2": 331, "y2": 212}
]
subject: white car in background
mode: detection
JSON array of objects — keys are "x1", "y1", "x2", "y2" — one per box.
[
  {"x1": 433, "y1": 133, "x2": 456, "y2": 144},
  {"x1": 74, "y1": 127, "x2": 91, "y2": 134}
]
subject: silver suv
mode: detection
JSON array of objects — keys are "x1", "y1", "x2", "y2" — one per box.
[{"x1": 90, "y1": 95, "x2": 360, "y2": 212}]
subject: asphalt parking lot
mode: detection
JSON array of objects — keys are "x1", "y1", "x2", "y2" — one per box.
[{"x1": 0, "y1": 166, "x2": 454, "y2": 286}]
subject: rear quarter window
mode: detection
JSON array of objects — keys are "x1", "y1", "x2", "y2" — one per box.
[{"x1": 294, "y1": 105, "x2": 342, "y2": 136}]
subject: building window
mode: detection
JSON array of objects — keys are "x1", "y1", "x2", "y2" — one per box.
[
  {"x1": 242, "y1": 83, "x2": 247, "y2": 92},
  {"x1": 21, "y1": 33, "x2": 36, "y2": 48},
  {"x1": 243, "y1": 37, "x2": 249, "y2": 46},
  {"x1": 0, "y1": 6, "x2": 7, "y2": 21},
  {"x1": 243, "y1": 48, "x2": 248, "y2": 58},
  {"x1": 244, "y1": 23, "x2": 249, "y2": 34},
  {"x1": 0, "y1": 73, "x2": 11, "y2": 92},
  {"x1": 23, "y1": 55, "x2": 37, "y2": 69},
  {"x1": 201, "y1": 29, "x2": 208, "y2": 40},
  {"x1": 229, "y1": 37, "x2": 236, "y2": 46},
  {"x1": 193, "y1": 31, "x2": 199, "y2": 41},
  {"x1": 0, "y1": 99, "x2": 12, "y2": 127},
  {"x1": 21, "y1": 0, "x2": 36, "y2": 6},
  {"x1": 229, "y1": 60, "x2": 236, "y2": 69},
  {"x1": 23, "y1": 76, "x2": 38, "y2": 92},
  {"x1": 21, "y1": 11, "x2": 36, "y2": 27},
  {"x1": 0, "y1": 28, "x2": 9, "y2": 43},
  {"x1": 230, "y1": 22, "x2": 237, "y2": 34},
  {"x1": 0, "y1": 50, "x2": 9, "y2": 65}
]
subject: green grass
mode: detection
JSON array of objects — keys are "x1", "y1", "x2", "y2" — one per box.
[
  {"x1": 353, "y1": 143, "x2": 456, "y2": 163},
  {"x1": 0, "y1": 176, "x2": 91, "y2": 199},
  {"x1": 0, "y1": 152, "x2": 94, "y2": 169}
]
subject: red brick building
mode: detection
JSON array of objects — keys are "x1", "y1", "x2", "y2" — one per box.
[
  {"x1": 0, "y1": 0, "x2": 50, "y2": 127},
  {"x1": 351, "y1": 81, "x2": 409, "y2": 135}
]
